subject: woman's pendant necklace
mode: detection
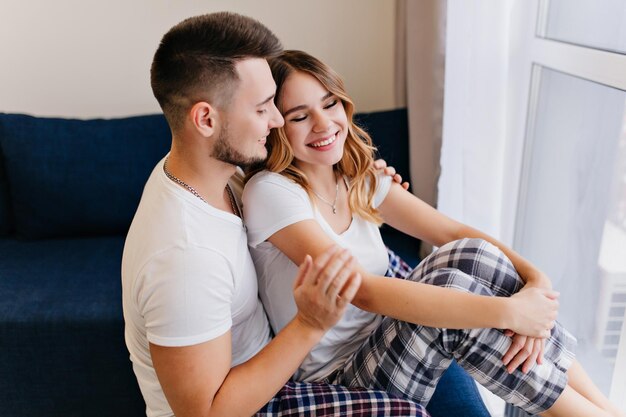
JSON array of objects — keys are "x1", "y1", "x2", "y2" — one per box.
[{"x1": 311, "y1": 176, "x2": 339, "y2": 214}]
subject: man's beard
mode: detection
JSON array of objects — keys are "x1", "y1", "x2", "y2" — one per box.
[{"x1": 211, "y1": 122, "x2": 266, "y2": 169}]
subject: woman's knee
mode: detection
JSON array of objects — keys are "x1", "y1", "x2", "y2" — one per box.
[
  {"x1": 439, "y1": 237, "x2": 487, "y2": 252},
  {"x1": 422, "y1": 238, "x2": 499, "y2": 270},
  {"x1": 440, "y1": 238, "x2": 505, "y2": 262},
  {"x1": 421, "y1": 238, "x2": 522, "y2": 296}
]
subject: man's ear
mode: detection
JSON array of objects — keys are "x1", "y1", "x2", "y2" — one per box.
[{"x1": 189, "y1": 101, "x2": 218, "y2": 137}]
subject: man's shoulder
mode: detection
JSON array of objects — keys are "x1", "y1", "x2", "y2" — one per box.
[
  {"x1": 125, "y1": 204, "x2": 237, "y2": 263},
  {"x1": 124, "y1": 195, "x2": 237, "y2": 275}
]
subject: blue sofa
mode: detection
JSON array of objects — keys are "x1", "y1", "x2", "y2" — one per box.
[{"x1": 0, "y1": 109, "x2": 490, "y2": 416}]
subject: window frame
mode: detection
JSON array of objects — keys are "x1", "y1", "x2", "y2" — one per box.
[{"x1": 506, "y1": 0, "x2": 626, "y2": 405}]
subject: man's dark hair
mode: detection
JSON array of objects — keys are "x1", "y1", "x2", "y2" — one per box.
[{"x1": 151, "y1": 12, "x2": 282, "y2": 131}]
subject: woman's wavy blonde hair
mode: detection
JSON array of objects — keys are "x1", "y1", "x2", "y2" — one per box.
[{"x1": 247, "y1": 50, "x2": 382, "y2": 224}]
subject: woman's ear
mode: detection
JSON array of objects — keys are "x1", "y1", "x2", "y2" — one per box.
[{"x1": 189, "y1": 101, "x2": 218, "y2": 137}]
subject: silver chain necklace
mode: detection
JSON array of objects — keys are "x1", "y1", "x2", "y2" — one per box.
[
  {"x1": 311, "y1": 175, "x2": 340, "y2": 214},
  {"x1": 163, "y1": 158, "x2": 240, "y2": 218}
]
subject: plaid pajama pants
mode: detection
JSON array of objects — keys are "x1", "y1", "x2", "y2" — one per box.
[
  {"x1": 331, "y1": 238, "x2": 576, "y2": 416},
  {"x1": 256, "y1": 381, "x2": 429, "y2": 416},
  {"x1": 255, "y1": 249, "x2": 430, "y2": 416}
]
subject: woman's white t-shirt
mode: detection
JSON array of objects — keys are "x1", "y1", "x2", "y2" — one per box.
[{"x1": 243, "y1": 170, "x2": 392, "y2": 381}]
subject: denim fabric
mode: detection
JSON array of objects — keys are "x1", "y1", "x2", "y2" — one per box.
[{"x1": 428, "y1": 361, "x2": 492, "y2": 417}]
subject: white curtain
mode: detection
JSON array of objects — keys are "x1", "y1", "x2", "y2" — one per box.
[
  {"x1": 438, "y1": 0, "x2": 515, "y2": 241},
  {"x1": 396, "y1": 0, "x2": 517, "y2": 249}
]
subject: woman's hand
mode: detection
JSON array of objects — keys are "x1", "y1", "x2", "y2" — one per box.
[
  {"x1": 501, "y1": 276, "x2": 556, "y2": 373},
  {"x1": 499, "y1": 286, "x2": 558, "y2": 374},
  {"x1": 505, "y1": 287, "x2": 559, "y2": 338},
  {"x1": 501, "y1": 332, "x2": 545, "y2": 374}
]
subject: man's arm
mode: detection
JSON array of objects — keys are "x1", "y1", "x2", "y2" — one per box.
[
  {"x1": 150, "y1": 318, "x2": 325, "y2": 417},
  {"x1": 150, "y1": 247, "x2": 361, "y2": 417}
]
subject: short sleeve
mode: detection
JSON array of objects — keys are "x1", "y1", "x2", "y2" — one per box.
[
  {"x1": 136, "y1": 246, "x2": 234, "y2": 347},
  {"x1": 373, "y1": 173, "x2": 393, "y2": 208},
  {"x1": 243, "y1": 172, "x2": 315, "y2": 247}
]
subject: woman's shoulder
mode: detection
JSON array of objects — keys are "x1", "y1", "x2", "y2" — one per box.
[
  {"x1": 356, "y1": 171, "x2": 391, "y2": 193},
  {"x1": 247, "y1": 170, "x2": 284, "y2": 184},
  {"x1": 246, "y1": 170, "x2": 297, "y2": 188},
  {"x1": 244, "y1": 170, "x2": 307, "y2": 198}
]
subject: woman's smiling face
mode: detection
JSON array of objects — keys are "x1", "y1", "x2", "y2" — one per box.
[{"x1": 278, "y1": 71, "x2": 348, "y2": 170}]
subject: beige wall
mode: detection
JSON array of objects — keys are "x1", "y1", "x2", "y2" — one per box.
[{"x1": 0, "y1": 0, "x2": 396, "y2": 118}]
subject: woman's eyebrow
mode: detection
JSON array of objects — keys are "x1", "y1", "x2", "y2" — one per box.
[{"x1": 283, "y1": 92, "x2": 333, "y2": 117}]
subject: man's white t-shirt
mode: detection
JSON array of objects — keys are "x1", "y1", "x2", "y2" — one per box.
[
  {"x1": 242, "y1": 171, "x2": 392, "y2": 381},
  {"x1": 122, "y1": 158, "x2": 271, "y2": 417}
]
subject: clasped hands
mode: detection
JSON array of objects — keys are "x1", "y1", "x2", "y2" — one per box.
[{"x1": 502, "y1": 277, "x2": 559, "y2": 374}]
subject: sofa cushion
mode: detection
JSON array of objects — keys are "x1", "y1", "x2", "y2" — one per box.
[
  {"x1": 354, "y1": 108, "x2": 410, "y2": 186},
  {"x1": 0, "y1": 236, "x2": 126, "y2": 322},
  {"x1": 0, "y1": 236, "x2": 145, "y2": 416},
  {"x1": 354, "y1": 109, "x2": 421, "y2": 266},
  {"x1": 0, "y1": 113, "x2": 170, "y2": 239},
  {"x1": 0, "y1": 155, "x2": 11, "y2": 236}
]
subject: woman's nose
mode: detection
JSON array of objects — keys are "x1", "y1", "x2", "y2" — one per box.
[{"x1": 312, "y1": 111, "x2": 331, "y2": 132}]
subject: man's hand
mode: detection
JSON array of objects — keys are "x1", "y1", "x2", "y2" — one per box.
[
  {"x1": 373, "y1": 159, "x2": 409, "y2": 190},
  {"x1": 293, "y1": 245, "x2": 361, "y2": 332}
]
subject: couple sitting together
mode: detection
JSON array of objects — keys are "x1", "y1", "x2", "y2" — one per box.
[{"x1": 122, "y1": 11, "x2": 623, "y2": 417}]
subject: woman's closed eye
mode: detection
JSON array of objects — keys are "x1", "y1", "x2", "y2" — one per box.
[
  {"x1": 324, "y1": 99, "x2": 338, "y2": 109},
  {"x1": 289, "y1": 100, "x2": 338, "y2": 123},
  {"x1": 290, "y1": 114, "x2": 307, "y2": 122}
]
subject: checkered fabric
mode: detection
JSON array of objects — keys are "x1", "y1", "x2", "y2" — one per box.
[
  {"x1": 385, "y1": 248, "x2": 413, "y2": 279},
  {"x1": 334, "y1": 238, "x2": 576, "y2": 416},
  {"x1": 256, "y1": 381, "x2": 429, "y2": 416},
  {"x1": 255, "y1": 248, "x2": 429, "y2": 417}
]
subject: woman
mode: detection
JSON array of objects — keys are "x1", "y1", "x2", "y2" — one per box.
[{"x1": 242, "y1": 50, "x2": 623, "y2": 417}]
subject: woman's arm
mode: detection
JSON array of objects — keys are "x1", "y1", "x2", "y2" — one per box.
[
  {"x1": 268, "y1": 220, "x2": 557, "y2": 338},
  {"x1": 377, "y1": 183, "x2": 552, "y2": 289},
  {"x1": 378, "y1": 182, "x2": 558, "y2": 373}
]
